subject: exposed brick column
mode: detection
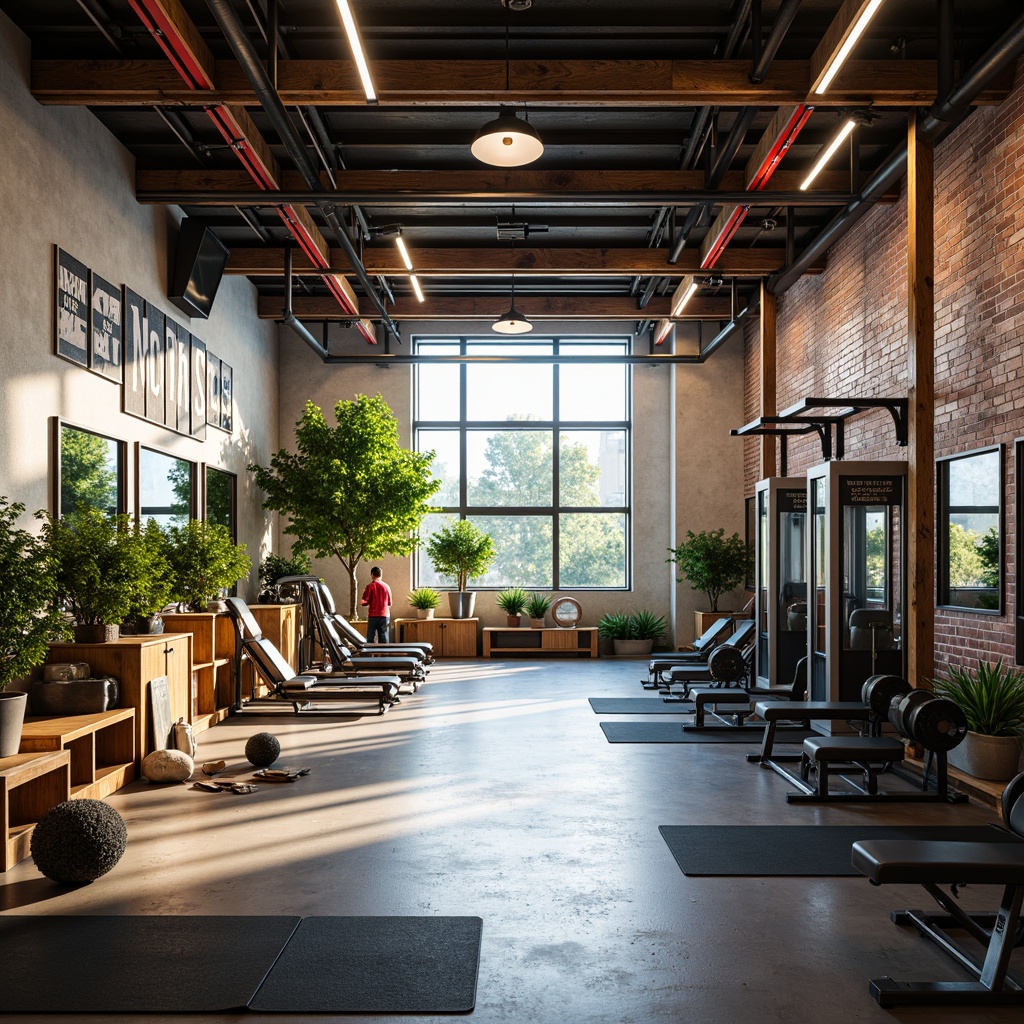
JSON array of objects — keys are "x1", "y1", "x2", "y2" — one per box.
[{"x1": 759, "y1": 281, "x2": 777, "y2": 479}]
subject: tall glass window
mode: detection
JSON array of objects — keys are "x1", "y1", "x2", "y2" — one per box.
[
  {"x1": 58, "y1": 423, "x2": 124, "y2": 515},
  {"x1": 139, "y1": 446, "x2": 194, "y2": 528},
  {"x1": 415, "y1": 337, "x2": 629, "y2": 589},
  {"x1": 938, "y1": 445, "x2": 1003, "y2": 612},
  {"x1": 205, "y1": 466, "x2": 236, "y2": 537}
]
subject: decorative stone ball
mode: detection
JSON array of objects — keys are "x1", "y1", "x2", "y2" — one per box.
[
  {"x1": 141, "y1": 748, "x2": 195, "y2": 783},
  {"x1": 245, "y1": 732, "x2": 281, "y2": 767},
  {"x1": 31, "y1": 799, "x2": 127, "y2": 884}
]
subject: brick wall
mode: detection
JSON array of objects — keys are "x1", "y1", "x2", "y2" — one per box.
[{"x1": 745, "y1": 60, "x2": 1024, "y2": 670}]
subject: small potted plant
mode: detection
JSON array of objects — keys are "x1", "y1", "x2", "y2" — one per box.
[
  {"x1": 933, "y1": 659, "x2": 1024, "y2": 781},
  {"x1": 258, "y1": 550, "x2": 313, "y2": 603},
  {"x1": 0, "y1": 498, "x2": 69, "y2": 756},
  {"x1": 163, "y1": 519, "x2": 252, "y2": 612},
  {"x1": 667, "y1": 529, "x2": 752, "y2": 636},
  {"x1": 496, "y1": 587, "x2": 528, "y2": 627},
  {"x1": 409, "y1": 587, "x2": 441, "y2": 619},
  {"x1": 598, "y1": 611, "x2": 667, "y2": 656},
  {"x1": 525, "y1": 592, "x2": 552, "y2": 628},
  {"x1": 426, "y1": 519, "x2": 495, "y2": 618},
  {"x1": 38, "y1": 506, "x2": 149, "y2": 643}
]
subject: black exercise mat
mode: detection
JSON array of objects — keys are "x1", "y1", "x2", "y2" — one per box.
[
  {"x1": 659, "y1": 824, "x2": 1023, "y2": 876},
  {"x1": 600, "y1": 721, "x2": 814, "y2": 743},
  {"x1": 0, "y1": 915, "x2": 300, "y2": 1013},
  {"x1": 589, "y1": 697, "x2": 695, "y2": 714},
  {"x1": 249, "y1": 915, "x2": 483, "y2": 1013}
]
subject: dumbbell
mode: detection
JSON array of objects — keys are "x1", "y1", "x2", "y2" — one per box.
[{"x1": 861, "y1": 674, "x2": 913, "y2": 719}]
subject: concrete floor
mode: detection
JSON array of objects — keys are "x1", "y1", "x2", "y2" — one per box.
[{"x1": 1, "y1": 657, "x2": 1021, "y2": 1024}]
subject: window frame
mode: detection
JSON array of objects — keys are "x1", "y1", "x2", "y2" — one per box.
[
  {"x1": 203, "y1": 464, "x2": 238, "y2": 539},
  {"x1": 136, "y1": 442, "x2": 197, "y2": 527},
  {"x1": 413, "y1": 335, "x2": 631, "y2": 591},
  {"x1": 53, "y1": 417, "x2": 127, "y2": 517},
  {"x1": 936, "y1": 443, "x2": 1004, "y2": 614}
]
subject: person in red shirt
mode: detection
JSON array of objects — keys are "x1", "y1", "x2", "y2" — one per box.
[{"x1": 360, "y1": 566, "x2": 393, "y2": 643}]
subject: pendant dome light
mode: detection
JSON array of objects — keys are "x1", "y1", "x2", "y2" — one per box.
[
  {"x1": 471, "y1": 3, "x2": 543, "y2": 167},
  {"x1": 493, "y1": 207, "x2": 533, "y2": 333}
]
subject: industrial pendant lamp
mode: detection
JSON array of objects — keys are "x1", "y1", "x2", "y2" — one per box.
[
  {"x1": 492, "y1": 274, "x2": 533, "y2": 334},
  {"x1": 471, "y1": 3, "x2": 543, "y2": 167}
]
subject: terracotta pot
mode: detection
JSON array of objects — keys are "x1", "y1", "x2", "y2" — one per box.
[{"x1": 506, "y1": 614, "x2": 521, "y2": 627}]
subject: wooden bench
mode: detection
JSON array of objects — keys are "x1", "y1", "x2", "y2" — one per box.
[
  {"x1": 1, "y1": 751, "x2": 71, "y2": 871},
  {"x1": 483, "y1": 627, "x2": 598, "y2": 658}
]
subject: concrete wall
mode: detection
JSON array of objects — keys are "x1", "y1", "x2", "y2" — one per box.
[
  {"x1": 741, "y1": 58, "x2": 1024, "y2": 671},
  {"x1": 276, "y1": 318, "x2": 748, "y2": 644},
  {"x1": 0, "y1": 12, "x2": 278, "y2": 596}
]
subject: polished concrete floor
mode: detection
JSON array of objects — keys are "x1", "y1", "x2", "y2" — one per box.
[{"x1": 1, "y1": 657, "x2": 1021, "y2": 1023}]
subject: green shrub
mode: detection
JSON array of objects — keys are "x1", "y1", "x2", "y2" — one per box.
[{"x1": 932, "y1": 660, "x2": 1024, "y2": 738}]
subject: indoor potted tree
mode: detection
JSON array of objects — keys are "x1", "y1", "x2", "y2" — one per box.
[
  {"x1": 933, "y1": 659, "x2": 1024, "y2": 781},
  {"x1": 409, "y1": 587, "x2": 441, "y2": 619},
  {"x1": 123, "y1": 520, "x2": 173, "y2": 634},
  {"x1": 426, "y1": 519, "x2": 495, "y2": 618},
  {"x1": 496, "y1": 587, "x2": 528, "y2": 627},
  {"x1": 0, "y1": 498, "x2": 69, "y2": 756},
  {"x1": 163, "y1": 519, "x2": 252, "y2": 612},
  {"x1": 38, "y1": 506, "x2": 148, "y2": 643},
  {"x1": 667, "y1": 528, "x2": 753, "y2": 636},
  {"x1": 525, "y1": 592, "x2": 552, "y2": 628}
]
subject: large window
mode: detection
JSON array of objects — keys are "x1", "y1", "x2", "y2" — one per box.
[
  {"x1": 415, "y1": 338, "x2": 629, "y2": 589},
  {"x1": 138, "y1": 446, "x2": 194, "y2": 528},
  {"x1": 205, "y1": 466, "x2": 237, "y2": 537},
  {"x1": 937, "y1": 445, "x2": 1003, "y2": 612},
  {"x1": 57, "y1": 422, "x2": 125, "y2": 515}
]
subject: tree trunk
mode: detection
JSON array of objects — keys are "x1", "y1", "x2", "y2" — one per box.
[{"x1": 345, "y1": 561, "x2": 359, "y2": 619}]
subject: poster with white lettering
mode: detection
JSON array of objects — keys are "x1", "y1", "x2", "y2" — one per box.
[
  {"x1": 145, "y1": 305, "x2": 165, "y2": 425},
  {"x1": 175, "y1": 323, "x2": 192, "y2": 435},
  {"x1": 206, "y1": 352, "x2": 221, "y2": 429},
  {"x1": 220, "y1": 362, "x2": 233, "y2": 433},
  {"x1": 55, "y1": 247, "x2": 89, "y2": 367},
  {"x1": 190, "y1": 337, "x2": 207, "y2": 440},
  {"x1": 122, "y1": 287, "x2": 147, "y2": 420},
  {"x1": 90, "y1": 273, "x2": 122, "y2": 382}
]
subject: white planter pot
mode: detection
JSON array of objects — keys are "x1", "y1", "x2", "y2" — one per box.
[
  {"x1": 947, "y1": 730, "x2": 1023, "y2": 782},
  {"x1": 0, "y1": 690, "x2": 27, "y2": 758},
  {"x1": 613, "y1": 638, "x2": 654, "y2": 657},
  {"x1": 416, "y1": 608, "x2": 436, "y2": 619}
]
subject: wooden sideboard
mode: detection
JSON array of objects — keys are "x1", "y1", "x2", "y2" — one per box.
[
  {"x1": 483, "y1": 627, "x2": 599, "y2": 658},
  {"x1": 393, "y1": 617, "x2": 479, "y2": 657}
]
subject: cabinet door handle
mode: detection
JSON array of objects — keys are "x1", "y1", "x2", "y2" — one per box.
[{"x1": 164, "y1": 647, "x2": 175, "y2": 655}]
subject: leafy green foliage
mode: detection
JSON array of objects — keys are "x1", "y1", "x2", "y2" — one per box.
[
  {"x1": 259, "y1": 551, "x2": 313, "y2": 589},
  {"x1": 250, "y1": 396, "x2": 439, "y2": 617},
  {"x1": 38, "y1": 506, "x2": 153, "y2": 627},
  {"x1": 598, "y1": 610, "x2": 667, "y2": 642},
  {"x1": 126, "y1": 520, "x2": 173, "y2": 620},
  {"x1": 0, "y1": 499, "x2": 69, "y2": 689},
  {"x1": 408, "y1": 587, "x2": 440, "y2": 610},
  {"x1": 163, "y1": 520, "x2": 252, "y2": 612},
  {"x1": 495, "y1": 587, "x2": 529, "y2": 614},
  {"x1": 667, "y1": 528, "x2": 752, "y2": 611},
  {"x1": 524, "y1": 592, "x2": 552, "y2": 619},
  {"x1": 597, "y1": 613, "x2": 631, "y2": 640},
  {"x1": 426, "y1": 518, "x2": 495, "y2": 591},
  {"x1": 932, "y1": 660, "x2": 1024, "y2": 738}
]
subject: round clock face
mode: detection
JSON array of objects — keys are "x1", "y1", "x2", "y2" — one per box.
[{"x1": 551, "y1": 597, "x2": 582, "y2": 628}]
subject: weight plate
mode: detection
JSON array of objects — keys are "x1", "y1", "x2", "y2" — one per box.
[
  {"x1": 887, "y1": 689, "x2": 934, "y2": 739},
  {"x1": 862, "y1": 674, "x2": 913, "y2": 718},
  {"x1": 708, "y1": 645, "x2": 747, "y2": 684},
  {"x1": 908, "y1": 697, "x2": 968, "y2": 752}
]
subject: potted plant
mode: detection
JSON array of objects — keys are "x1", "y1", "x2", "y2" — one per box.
[
  {"x1": 409, "y1": 587, "x2": 441, "y2": 619},
  {"x1": 667, "y1": 529, "x2": 752, "y2": 635},
  {"x1": 123, "y1": 520, "x2": 173, "y2": 634},
  {"x1": 525, "y1": 592, "x2": 552, "y2": 628},
  {"x1": 496, "y1": 587, "x2": 528, "y2": 627},
  {"x1": 163, "y1": 519, "x2": 252, "y2": 612},
  {"x1": 426, "y1": 519, "x2": 495, "y2": 619},
  {"x1": 38, "y1": 506, "x2": 149, "y2": 643},
  {"x1": 932, "y1": 659, "x2": 1024, "y2": 781},
  {"x1": 0, "y1": 499, "x2": 69, "y2": 756},
  {"x1": 258, "y1": 550, "x2": 313, "y2": 603},
  {"x1": 598, "y1": 611, "x2": 666, "y2": 656}
]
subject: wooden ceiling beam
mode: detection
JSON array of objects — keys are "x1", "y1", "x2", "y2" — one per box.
[
  {"x1": 257, "y1": 294, "x2": 736, "y2": 321},
  {"x1": 32, "y1": 59, "x2": 1009, "y2": 107},
  {"x1": 229, "y1": 246, "x2": 819, "y2": 276}
]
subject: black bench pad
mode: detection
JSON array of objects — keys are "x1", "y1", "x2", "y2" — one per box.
[
  {"x1": 852, "y1": 839, "x2": 1024, "y2": 885},
  {"x1": 755, "y1": 700, "x2": 872, "y2": 721},
  {"x1": 689, "y1": 687, "x2": 751, "y2": 705},
  {"x1": 803, "y1": 736, "x2": 904, "y2": 762}
]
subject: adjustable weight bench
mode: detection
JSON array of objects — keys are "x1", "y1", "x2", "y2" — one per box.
[
  {"x1": 851, "y1": 772, "x2": 1024, "y2": 1007},
  {"x1": 642, "y1": 615, "x2": 734, "y2": 688}
]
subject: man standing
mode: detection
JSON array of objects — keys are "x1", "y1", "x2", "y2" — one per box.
[{"x1": 360, "y1": 566, "x2": 393, "y2": 643}]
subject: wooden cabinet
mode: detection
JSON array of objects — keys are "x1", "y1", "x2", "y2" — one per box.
[
  {"x1": 1, "y1": 751, "x2": 70, "y2": 871},
  {"x1": 483, "y1": 627, "x2": 599, "y2": 658},
  {"x1": 394, "y1": 617, "x2": 479, "y2": 657},
  {"x1": 19, "y1": 709, "x2": 135, "y2": 801},
  {"x1": 161, "y1": 612, "x2": 235, "y2": 731},
  {"x1": 235, "y1": 604, "x2": 299, "y2": 700},
  {"x1": 47, "y1": 635, "x2": 191, "y2": 759}
]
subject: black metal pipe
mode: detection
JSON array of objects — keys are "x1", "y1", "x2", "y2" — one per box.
[
  {"x1": 282, "y1": 246, "x2": 330, "y2": 359},
  {"x1": 750, "y1": 0, "x2": 803, "y2": 84},
  {"x1": 769, "y1": 10, "x2": 1024, "y2": 295},
  {"x1": 700, "y1": 303, "x2": 756, "y2": 360},
  {"x1": 204, "y1": 0, "x2": 400, "y2": 340}
]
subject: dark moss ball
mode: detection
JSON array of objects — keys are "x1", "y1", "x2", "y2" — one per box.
[
  {"x1": 245, "y1": 732, "x2": 281, "y2": 767},
  {"x1": 31, "y1": 799, "x2": 127, "y2": 884}
]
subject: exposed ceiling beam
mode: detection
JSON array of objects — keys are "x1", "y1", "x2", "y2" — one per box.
[
  {"x1": 31, "y1": 59, "x2": 1009, "y2": 107},
  {"x1": 257, "y1": 294, "x2": 736, "y2": 321},
  {"x1": 136, "y1": 168, "x2": 896, "y2": 206},
  {"x1": 229, "y1": 247, "x2": 821, "y2": 276}
]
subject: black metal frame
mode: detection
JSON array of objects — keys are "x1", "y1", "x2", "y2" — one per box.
[{"x1": 53, "y1": 416, "x2": 127, "y2": 517}]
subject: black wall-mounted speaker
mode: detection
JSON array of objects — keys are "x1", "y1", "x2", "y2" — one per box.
[{"x1": 169, "y1": 218, "x2": 229, "y2": 320}]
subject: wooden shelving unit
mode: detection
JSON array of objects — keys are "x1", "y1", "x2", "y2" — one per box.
[
  {"x1": 47, "y1": 635, "x2": 192, "y2": 759},
  {"x1": 1, "y1": 751, "x2": 71, "y2": 871},
  {"x1": 483, "y1": 627, "x2": 599, "y2": 658},
  {"x1": 19, "y1": 709, "x2": 136, "y2": 801},
  {"x1": 394, "y1": 617, "x2": 479, "y2": 657},
  {"x1": 161, "y1": 613, "x2": 233, "y2": 733}
]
